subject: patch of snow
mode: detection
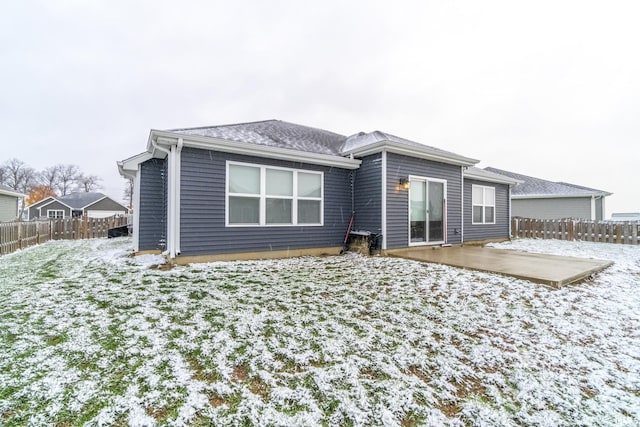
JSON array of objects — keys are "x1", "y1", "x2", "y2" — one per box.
[{"x1": 1, "y1": 237, "x2": 639, "y2": 425}]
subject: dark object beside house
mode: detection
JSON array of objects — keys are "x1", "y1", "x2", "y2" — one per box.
[{"x1": 108, "y1": 225, "x2": 130, "y2": 238}]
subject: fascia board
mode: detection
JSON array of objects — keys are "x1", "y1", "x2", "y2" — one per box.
[
  {"x1": 28, "y1": 196, "x2": 56, "y2": 208},
  {"x1": 511, "y1": 194, "x2": 599, "y2": 199},
  {"x1": 117, "y1": 152, "x2": 154, "y2": 178},
  {"x1": 149, "y1": 130, "x2": 362, "y2": 170},
  {"x1": 0, "y1": 188, "x2": 26, "y2": 198},
  {"x1": 120, "y1": 152, "x2": 154, "y2": 170},
  {"x1": 39, "y1": 198, "x2": 74, "y2": 211},
  {"x1": 84, "y1": 196, "x2": 129, "y2": 211},
  {"x1": 80, "y1": 195, "x2": 107, "y2": 210},
  {"x1": 347, "y1": 140, "x2": 479, "y2": 166},
  {"x1": 464, "y1": 171, "x2": 522, "y2": 185}
]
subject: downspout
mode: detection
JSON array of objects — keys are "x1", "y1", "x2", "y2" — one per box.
[
  {"x1": 508, "y1": 185, "x2": 512, "y2": 238},
  {"x1": 152, "y1": 140, "x2": 174, "y2": 258},
  {"x1": 460, "y1": 167, "x2": 464, "y2": 244},
  {"x1": 175, "y1": 138, "x2": 183, "y2": 255},
  {"x1": 381, "y1": 151, "x2": 387, "y2": 250},
  {"x1": 133, "y1": 170, "x2": 141, "y2": 252},
  {"x1": 591, "y1": 195, "x2": 596, "y2": 221}
]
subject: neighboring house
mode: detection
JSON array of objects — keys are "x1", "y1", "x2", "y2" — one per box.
[
  {"x1": 27, "y1": 192, "x2": 128, "y2": 219},
  {"x1": 118, "y1": 120, "x2": 518, "y2": 261},
  {"x1": 485, "y1": 167, "x2": 612, "y2": 221},
  {"x1": 0, "y1": 184, "x2": 26, "y2": 222}
]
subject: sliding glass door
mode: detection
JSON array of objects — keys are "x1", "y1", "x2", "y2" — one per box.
[{"x1": 409, "y1": 177, "x2": 446, "y2": 244}]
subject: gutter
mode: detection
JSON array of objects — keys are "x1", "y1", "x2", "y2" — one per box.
[
  {"x1": 345, "y1": 140, "x2": 479, "y2": 167},
  {"x1": 148, "y1": 129, "x2": 362, "y2": 170}
]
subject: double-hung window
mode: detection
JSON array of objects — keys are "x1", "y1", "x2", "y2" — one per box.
[
  {"x1": 47, "y1": 210, "x2": 64, "y2": 219},
  {"x1": 472, "y1": 185, "x2": 495, "y2": 224},
  {"x1": 227, "y1": 162, "x2": 323, "y2": 226}
]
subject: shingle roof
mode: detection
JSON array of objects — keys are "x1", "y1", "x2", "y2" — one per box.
[
  {"x1": 170, "y1": 120, "x2": 347, "y2": 156},
  {"x1": 56, "y1": 192, "x2": 106, "y2": 209},
  {"x1": 0, "y1": 184, "x2": 26, "y2": 197},
  {"x1": 167, "y1": 120, "x2": 477, "y2": 166},
  {"x1": 341, "y1": 130, "x2": 475, "y2": 162},
  {"x1": 484, "y1": 167, "x2": 612, "y2": 197},
  {"x1": 464, "y1": 166, "x2": 522, "y2": 185}
]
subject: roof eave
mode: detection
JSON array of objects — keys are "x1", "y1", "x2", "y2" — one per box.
[
  {"x1": 512, "y1": 193, "x2": 610, "y2": 199},
  {"x1": 83, "y1": 196, "x2": 128, "y2": 211},
  {"x1": 37, "y1": 198, "x2": 74, "y2": 211},
  {"x1": 464, "y1": 171, "x2": 523, "y2": 185},
  {"x1": 148, "y1": 129, "x2": 362, "y2": 170},
  {"x1": 117, "y1": 152, "x2": 155, "y2": 178},
  {"x1": 0, "y1": 188, "x2": 27, "y2": 198},
  {"x1": 345, "y1": 140, "x2": 479, "y2": 166}
]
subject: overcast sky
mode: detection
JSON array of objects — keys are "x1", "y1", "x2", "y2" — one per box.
[{"x1": 1, "y1": 0, "x2": 638, "y2": 215}]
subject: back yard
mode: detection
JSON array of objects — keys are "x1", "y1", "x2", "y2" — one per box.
[{"x1": 0, "y1": 238, "x2": 639, "y2": 426}]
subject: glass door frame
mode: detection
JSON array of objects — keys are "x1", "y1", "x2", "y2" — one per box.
[{"x1": 407, "y1": 175, "x2": 447, "y2": 246}]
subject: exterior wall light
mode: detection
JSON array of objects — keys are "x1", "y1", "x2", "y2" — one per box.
[{"x1": 399, "y1": 178, "x2": 410, "y2": 190}]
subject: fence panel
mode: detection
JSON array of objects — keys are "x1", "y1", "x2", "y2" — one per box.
[
  {"x1": 0, "y1": 216, "x2": 129, "y2": 256},
  {"x1": 512, "y1": 218, "x2": 640, "y2": 245}
]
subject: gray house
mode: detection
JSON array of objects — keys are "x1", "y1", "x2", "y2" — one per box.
[
  {"x1": 485, "y1": 167, "x2": 612, "y2": 221},
  {"x1": 118, "y1": 120, "x2": 518, "y2": 262},
  {"x1": 27, "y1": 192, "x2": 128, "y2": 219},
  {"x1": 0, "y1": 184, "x2": 25, "y2": 222}
]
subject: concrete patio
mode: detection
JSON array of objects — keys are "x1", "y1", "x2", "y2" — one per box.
[{"x1": 387, "y1": 245, "x2": 614, "y2": 288}]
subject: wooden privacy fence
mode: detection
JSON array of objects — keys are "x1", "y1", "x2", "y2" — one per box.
[
  {"x1": 511, "y1": 217, "x2": 639, "y2": 245},
  {"x1": 0, "y1": 216, "x2": 129, "y2": 255}
]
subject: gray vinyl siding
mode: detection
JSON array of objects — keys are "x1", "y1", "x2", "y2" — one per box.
[
  {"x1": 27, "y1": 198, "x2": 51, "y2": 220},
  {"x1": 138, "y1": 158, "x2": 167, "y2": 251},
  {"x1": 86, "y1": 197, "x2": 128, "y2": 212},
  {"x1": 353, "y1": 154, "x2": 382, "y2": 234},
  {"x1": 512, "y1": 197, "x2": 592, "y2": 220},
  {"x1": 0, "y1": 194, "x2": 18, "y2": 222},
  {"x1": 463, "y1": 179, "x2": 510, "y2": 242},
  {"x1": 40, "y1": 201, "x2": 71, "y2": 218},
  {"x1": 385, "y1": 153, "x2": 463, "y2": 248},
  {"x1": 595, "y1": 198, "x2": 603, "y2": 221},
  {"x1": 179, "y1": 147, "x2": 352, "y2": 256}
]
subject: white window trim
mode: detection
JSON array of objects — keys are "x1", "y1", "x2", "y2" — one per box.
[
  {"x1": 225, "y1": 161, "x2": 324, "y2": 227},
  {"x1": 471, "y1": 184, "x2": 496, "y2": 225},
  {"x1": 47, "y1": 209, "x2": 65, "y2": 219}
]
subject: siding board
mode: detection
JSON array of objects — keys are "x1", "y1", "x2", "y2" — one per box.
[
  {"x1": 385, "y1": 153, "x2": 463, "y2": 248},
  {"x1": 353, "y1": 154, "x2": 382, "y2": 234},
  {"x1": 463, "y1": 178, "x2": 510, "y2": 241},
  {"x1": 0, "y1": 194, "x2": 19, "y2": 222},
  {"x1": 138, "y1": 158, "x2": 167, "y2": 251},
  {"x1": 179, "y1": 147, "x2": 352, "y2": 256},
  {"x1": 86, "y1": 198, "x2": 128, "y2": 212},
  {"x1": 512, "y1": 197, "x2": 592, "y2": 220}
]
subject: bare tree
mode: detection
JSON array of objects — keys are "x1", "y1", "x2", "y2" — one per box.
[
  {"x1": 77, "y1": 174, "x2": 102, "y2": 192},
  {"x1": 123, "y1": 177, "x2": 134, "y2": 208},
  {"x1": 1, "y1": 158, "x2": 37, "y2": 194},
  {"x1": 55, "y1": 164, "x2": 80, "y2": 195},
  {"x1": 0, "y1": 164, "x2": 7, "y2": 186},
  {"x1": 38, "y1": 165, "x2": 61, "y2": 190}
]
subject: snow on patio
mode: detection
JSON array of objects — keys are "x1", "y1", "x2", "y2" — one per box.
[{"x1": 0, "y1": 238, "x2": 639, "y2": 426}]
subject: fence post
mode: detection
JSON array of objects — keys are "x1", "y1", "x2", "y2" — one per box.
[{"x1": 633, "y1": 222, "x2": 638, "y2": 245}]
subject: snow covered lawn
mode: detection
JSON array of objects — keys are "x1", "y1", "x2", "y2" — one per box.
[{"x1": 1, "y1": 238, "x2": 639, "y2": 426}]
